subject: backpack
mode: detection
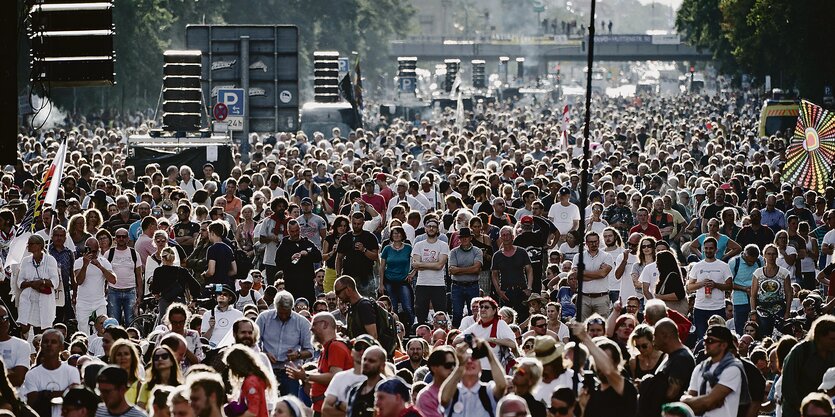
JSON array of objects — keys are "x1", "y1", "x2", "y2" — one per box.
[
  {"x1": 107, "y1": 247, "x2": 139, "y2": 268},
  {"x1": 731, "y1": 256, "x2": 762, "y2": 277},
  {"x1": 444, "y1": 384, "x2": 494, "y2": 417},
  {"x1": 349, "y1": 298, "x2": 399, "y2": 358}
]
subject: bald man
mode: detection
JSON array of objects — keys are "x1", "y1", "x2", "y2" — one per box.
[{"x1": 637, "y1": 318, "x2": 696, "y2": 417}]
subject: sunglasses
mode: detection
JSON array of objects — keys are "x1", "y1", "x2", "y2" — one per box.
[
  {"x1": 641, "y1": 244, "x2": 654, "y2": 249},
  {"x1": 704, "y1": 338, "x2": 722, "y2": 345},
  {"x1": 153, "y1": 353, "x2": 171, "y2": 361},
  {"x1": 548, "y1": 406, "x2": 570, "y2": 414},
  {"x1": 352, "y1": 343, "x2": 370, "y2": 352},
  {"x1": 441, "y1": 362, "x2": 456, "y2": 370}
]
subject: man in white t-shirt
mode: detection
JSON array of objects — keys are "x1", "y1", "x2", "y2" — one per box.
[
  {"x1": 603, "y1": 228, "x2": 626, "y2": 304},
  {"x1": 686, "y1": 237, "x2": 732, "y2": 341},
  {"x1": 201, "y1": 286, "x2": 244, "y2": 347},
  {"x1": 412, "y1": 218, "x2": 449, "y2": 325},
  {"x1": 682, "y1": 325, "x2": 742, "y2": 417},
  {"x1": 822, "y1": 225, "x2": 835, "y2": 265},
  {"x1": 548, "y1": 187, "x2": 580, "y2": 242},
  {"x1": 106, "y1": 228, "x2": 143, "y2": 326},
  {"x1": 615, "y1": 233, "x2": 642, "y2": 304},
  {"x1": 20, "y1": 329, "x2": 81, "y2": 417},
  {"x1": 640, "y1": 261, "x2": 661, "y2": 300},
  {"x1": 73, "y1": 237, "x2": 116, "y2": 335},
  {"x1": 0, "y1": 305, "x2": 32, "y2": 386},
  {"x1": 234, "y1": 274, "x2": 268, "y2": 311},
  {"x1": 571, "y1": 231, "x2": 614, "y2": 321},
  {"x1": 321, "y1": 335, "x2": 378, "y2": 416}
]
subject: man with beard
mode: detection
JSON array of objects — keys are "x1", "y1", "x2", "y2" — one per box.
[
  {"x1": 322, "y1": 335, "x2": 379, "y2": 417},
  {"x1": 104, "y1": 195, "x2": 140, "y2": 235},
  {"x1": 346, "y1": 346, "x2": 388, "y2": 417},
  {"x1": 602, "y1": 227, "x2": 626, "y2": 304},
  {"x1": 275, "y1": 220, "x2": 323, "y2": 302},
  {"x1": 412, "y1": 217, "x2": 449, "y2": 326},
  {"x1": 96, "y1": 366, "x2": 148, "y2": 417},
  {"x1": 396, "y1": 338, "x2": 427, "y2": 374},
  {"x1": 336, "y1": 212, "x2": 380, "y2": 297},
  {"x1": 287, "y1": 312, "x2": 352, "y2": 415},
  {"x1": 173, "y1": 204, "x2": 200, "y2": 255},
  {"x1": 296, "y1": 197, "x2": 328, "y2": 250},
  {"x1": 513, "y1": 215, "x2": 556, "y2": 296},
  {"x1": 186, "y1": 372, "x2": 225, "y2": 417}
]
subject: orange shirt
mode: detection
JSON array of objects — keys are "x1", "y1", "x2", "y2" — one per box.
[{"x1": 312, "y1": 340, "x2": 353, "y2": 412}]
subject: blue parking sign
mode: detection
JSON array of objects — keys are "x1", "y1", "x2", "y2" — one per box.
[{"x1": 218, "y1": 88, "x2": 245, "y2": 116}]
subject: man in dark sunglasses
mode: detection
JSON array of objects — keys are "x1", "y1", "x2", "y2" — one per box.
[
  {"x1": 548, "y1": 387, "x2": 577, "y2": 417},
  {"x1": 414, "y1": 346, "x2": 456, "y2": 417},
  {"x1": 681, "y1": 325, "x2": 742, "y2": 417}
]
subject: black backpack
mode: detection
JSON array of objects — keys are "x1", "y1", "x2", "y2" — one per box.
[
  {"x1": 445, "y1": 384, "x2": 494, "y2": 417},
  {"x1": 349, "y1": 298, "x2": 399, "y2": 358}
]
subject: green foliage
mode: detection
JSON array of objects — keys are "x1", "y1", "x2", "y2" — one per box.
[
  {"x1": 677, "y1": 0, "x2": 835, "y2": 99},
  {"x1": 22, "y1": 0, "x2": 414, "y2": 113}
]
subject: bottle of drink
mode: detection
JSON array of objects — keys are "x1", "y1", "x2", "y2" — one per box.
[{"x1": 704, "y1": 281, "x2": 712, "y2": 298}]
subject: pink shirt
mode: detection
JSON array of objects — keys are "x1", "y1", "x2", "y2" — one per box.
[
  {"x1": 415, "y1": 383, "x2": 442, "y2": 417},
  {"x1": 135, "y1": 233, "x2": 155, "y2": 265}
]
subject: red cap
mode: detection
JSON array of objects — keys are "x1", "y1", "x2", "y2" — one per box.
[
  {"x1": 719, "y1": 183, "x2": 732, "y2": 190},
  {"x1": 375, "y1": 173, "x2": 387, "y2": 182},
  {"x1": 520, "y1": 215, "x2": 534, "y2": 224}
]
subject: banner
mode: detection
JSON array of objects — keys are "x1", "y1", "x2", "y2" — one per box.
[{"x1": 781, "y1": 100, "x2": 835, "y2": 193}]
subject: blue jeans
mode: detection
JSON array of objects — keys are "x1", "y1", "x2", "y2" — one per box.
[
  {"x1": 107, "y1": 288, "x2": 136, "y2": 326},
  {"x1": 757, "y1": 308, "x2": 785, "y2": 339},
  {"x1": 693, "y1": 307, "x2": 726, "y2": 341},
  {"x1": 450, "y1": 282, "x2": 480, "y2": 328},
  {"x1": 733, "y1": 303, "x2": 751, "y2": 335},
  {"x1": 609, "y1": 290, "x2": 620, "y2": 304},
  {"x1": 275, "y1": 368, "x2": 301, "y2": 397},
  {"x1": 384, "y1": 279, "x2": 415, "y2": 331}
]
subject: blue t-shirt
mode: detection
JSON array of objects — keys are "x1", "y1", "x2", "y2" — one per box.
[
  {"x1": 730, "y1": 255, "x2": 763, "y2": 305},
  {"x1": 551, "y1": 286, "x2": 576, "y2": 319},
  {"x1": 207, "y1": 242, "x2": 235, "y2": 286},
  {"x1": 381, "y1": 244, "x2": 412, "y2": 282},
  {"x1": 697, "y1": 233, "x2": 730, "y2": 259}
]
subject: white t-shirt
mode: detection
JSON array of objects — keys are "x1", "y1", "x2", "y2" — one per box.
[
  {"x1": 88, "y1": 334, "x2": 104, "y2": 356},
  {"x1": 20, "y1": 363, "x2": 81, "y2": 417},
  {"x1": 605, "y1": 247, "x2": 626, "y2": 291},
  {"x1": 324, "y1": 369, "x2": 366, "y2": 402},
  {"x1": 548, "y1": 202, "x2": 581, "y2": 235},
  {"x1": 823, "y1": 229, "x2": 835, "y2": 265},
  {"x1": 639, "y1": 262, "x2": 660, "y2": 298},
  {"x1": 462, "y1": 319, "x2": 516, "y2": 370},
  {"x1": 72, "y1": 256, "x2": 114, "y2": 309},
  {"x1": 688, "y1": 260, "x2": 732, "y2": 310},
  {"x1": 533, "y1": 369, "x2": 577, "y2": 404},
  {"x1": 615, "y1": 252, "x2": 640, "y2": 303},
  {"x1": 776, "y1": 246, "x2": 797, "y2": 272},
  {"x1": 460, "y1": 315, "x2": 477, "y2": 330},
  {"x1": 0, "y1": 337, "x2": 33, "y2": 375},
  {"x1": 201, "y1": 307, "x2": 244, "y2": 346},
  {"x1": 234, "y1": 289, "x2": 264, "y2": 311},
  {"x1": 258, "y1": 218, "x2": 281, "y2": 266},
  {"x1": 572, "y1": 251, "x2": 614, "y2": 294},
  {"x1": 687, "y1": 361, "x2": 742, "y2": 417},
  {"x1": 413, "y1": 239, "x2": 449, "y2": 287},
  {"x1": 109, "y1": 248, "x2": 140, "y2": 289}
]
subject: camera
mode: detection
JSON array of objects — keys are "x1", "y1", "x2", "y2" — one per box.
[
  {"x1": 205, "y1": 284, "x2": 224, "y2": 294},
  {"x1": 583, "y1": 370, "x2": 599, "y2": 392},
  {"x1": 464, "y1": 334, "x2": 489, "y2": 360}
]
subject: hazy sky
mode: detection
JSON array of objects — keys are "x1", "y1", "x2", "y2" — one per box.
[{"x1": 636, "y1": 0, "x2": 682, "y2": 10}]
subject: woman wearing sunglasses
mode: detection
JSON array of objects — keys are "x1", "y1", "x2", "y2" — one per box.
[{"x1": 137, "y1": 345, "x2": 182, "y2": 410}]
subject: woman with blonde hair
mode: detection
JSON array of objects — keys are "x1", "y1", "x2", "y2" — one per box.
[
  {"x1": 224, "y1": 345, "x2": 277, "y2": 417},
  {"x1": 109, "y1": 339, "x2": 144, "y2": 405},
  {"x1": 144, "y1": 230, "x2": 180, "y2": 295},
  {"x1": 138, "y1": 344, "x2": 183, "y2": 409},
  {"x1": 67, "y1": 213, "x2": 90, "y2": 255},
  {"x1": 85, "y1": 208, "x2": 104, "y2": 236}
]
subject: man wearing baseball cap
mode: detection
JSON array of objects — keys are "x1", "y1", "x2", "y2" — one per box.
[
  {"x1": 200, "y1": 285, "x2": 243, "y2": 347},
  {"x1": 375, "y1": 377, "x2": 422, "y2": 417},
  {"x1": 448, "y1": 227, "x2": 484, "y2": 328},
  {"x1": 681, "y1": 325, "x2": 746, "y2": 417},
  {"x1": 322, "y1": 335, "x2": 380, "y2": 416},
  {"x1": 52, "y1": 385, "x2": 100, "y2": 417},
  {"x1": 96, "y1": 366, "x2": 147, "y2": 417}
]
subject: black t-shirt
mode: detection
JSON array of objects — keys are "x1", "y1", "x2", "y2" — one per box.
[
  {"x1": 324, "y1": 233, "x2": 342, "y2": 269},
  {"x1": 348, "y1": 381, "x2": 376, "y2": 417},
  {"x1": 513, "y1": 217, "x2": 553, "y2": 292},
  {"x1": 521, "y1": 392, "x2": 546, "y2": 417},
  {"x1": 703, "y1": 203, "x2": 726, "y2": 221},
  {"x1": 337, "y1": 231, "x2": 379, "y2": 283},
  {"x1": 584, "y1": 377, "x2": 638, "y2": 417},
  {"x1": 173, "y1": 221, "x2": 200, "y2": 254},
  {"x1": 206, "y1": 242, "x2": 235, "y2": 286},
  {"x1": 491, "y1": 247, "x2": 532, "y2": 289}
]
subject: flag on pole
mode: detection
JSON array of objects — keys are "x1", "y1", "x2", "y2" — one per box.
[
  {"x1": 453, "y1": 72, "x2": 464, "y2": 130},
  {"x1": 338, "y1": 73, "x2": 357, "y2": 108},
  {"x1": 5, "y1": 139, "x2": 68, "y2": 272},
  {"x1": 353, "y1": 57, "x2": 364, "y2": 111},
  {"x1": 560, "y1": 104, "x2": 570, "y2": 151}
]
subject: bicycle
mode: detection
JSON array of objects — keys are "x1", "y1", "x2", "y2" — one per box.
[{"x1": 129, "y1": 295, "x2": 159, "y2": 337}]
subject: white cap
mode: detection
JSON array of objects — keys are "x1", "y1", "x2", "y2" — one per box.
[{"x1": 819, "y1": 367, "x2": 835, "y2": 390}]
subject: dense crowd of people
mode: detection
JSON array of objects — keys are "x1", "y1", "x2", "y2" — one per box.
[{"x1": 1, "y1": 88, "x2": 835, "y2": 417}]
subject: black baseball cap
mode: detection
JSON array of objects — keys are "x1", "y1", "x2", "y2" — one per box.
[
  {"x1": 705, "y1": 325, "x2": 734, "y2": 344},
  {"x1": 52, "y1": 385, "x2": 100, "y2": 409},
  {"x1": 97, "y1": 365, "x2": 128, "y2": 387},
  {"x1": 559, "y1": 187, "x2": 571, "y2": 195}
]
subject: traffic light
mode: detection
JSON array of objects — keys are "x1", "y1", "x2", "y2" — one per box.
[
  {"x1": 28, "y1": 0, "x2": 116, "y2": 87},
  {"x1": 162, "y1": 50, "x2": 203, "y2": 132},
  {"x1": 313, "y1": 51, "x2": 340, "y2": 103},
  {"x1": 471, "y1": 60, "x2": 486, "y2": 89}
]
